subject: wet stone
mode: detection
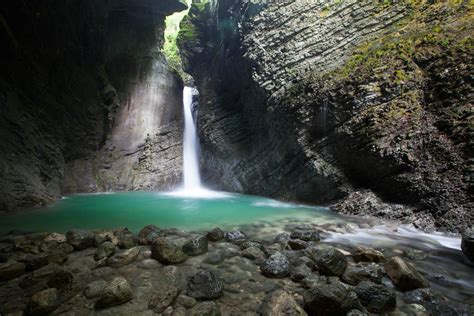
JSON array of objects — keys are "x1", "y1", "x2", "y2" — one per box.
[
  {"x1": 384, "y1": 256, "x2": 429, "y2": 291},
  {"x1": 304, "y1": 280, "x2": 362, "y2": 315},
  {"x1": 224, "y1": 231, "x2": 247, "y2": 244},
  {"x1": 148, "y1": 285, "x2": 180, "y2": 313},
  {"x1": 0, "y1": 260, "x2": 25, "y2": 281},
  {"x1": 242, "y1": 246, "x2": 266, "y2": 261},
  {"x1": 66, "y1": 229, "x2": 95, "y2": 250},
  {"x1": 258, "y1": 289, "x2": 306, "y2": 316},
  {"x1": 461, "y1": 228, "x2": 474, "y2": 262},
  {"x1": 95, "y1": 277, "x2": 133, "y2": 309},
  {"x1": 206, "y1": 227, "x2": 224, "y2": 242},
  {"x1": 355, "y1": 280, "x2": 396, "y2": 313},
  {"x1": 261, "y1": 252, "x2": 290, "y2": 278},
  {"x1": 138, "y1": 224, "x2": 164, "y2": 245},
  {"x1": 352, "y1": 246, "x2": 385, "y2": 263},
  {"x1": 341, "y1": 263, "x2": 383, "y2": 285},
  {"x1": 288, "y1": 239, "x2": 307, "y2": 250},
  {"x1": 290, "y1": 264, "x2": 313, "y2": 282},
  {"x1": 290, "y1": 229, "x2": 320, "y2": 242},
  {"x1": 84, "y1": 280, "x2": 108, "y2": 299},
  {"x1": 189, "y1": 301, "x2": 221, "y2": 316},
  {"x1": 204, "y1": 251, "x2": 225, "y2": 265},
  {"x1": 106, "y1": 247, "x2": 139, "y2": 268},
  {"x1": 94, "y1": 241, "x2": 116, "y2": 261},
  {"x1": 182, "y1": 235, "x2": 208, "y2": 256},
  {"x1": 187, "y1": 270, "x2": 224, "y2": 300},
  {"x1": 306, "y1": 246, "x2": 347, "y2": 276},
  {"x1": 26, "y1": 288, "x2": 59, "y2": 316},
  {"x1": 151, "y1": 237, "x2": 187, "y2": 264}
]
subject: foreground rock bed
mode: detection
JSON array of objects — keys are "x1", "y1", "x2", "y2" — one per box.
[{"x1": 0, "y1": 223, "x2": 471, "y2": 315}]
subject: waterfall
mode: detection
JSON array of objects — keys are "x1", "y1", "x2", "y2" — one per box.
[{"x1": 182, "y1": 86, "x2": 202, "y2": 190}]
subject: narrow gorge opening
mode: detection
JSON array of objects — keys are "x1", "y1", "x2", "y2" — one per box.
[{"x1": 0, "y1": 1, "x2": 472, "y2": 315}]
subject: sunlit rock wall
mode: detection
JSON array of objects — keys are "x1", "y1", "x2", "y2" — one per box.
[{"x1": 0, "y1": 0, "x2": 186, "y2": 212}]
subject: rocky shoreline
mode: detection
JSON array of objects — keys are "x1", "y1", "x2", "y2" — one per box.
[{"x1": 0, "y1": 222, "x2": 472, "y2": 315}]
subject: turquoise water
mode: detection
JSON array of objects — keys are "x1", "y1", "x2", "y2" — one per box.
[{"x1": 0, "y1": 192, "x2": 337, "y2": 234}]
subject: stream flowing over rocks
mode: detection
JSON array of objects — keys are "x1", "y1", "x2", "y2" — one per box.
[{"x1": 0, "y1": 221, "x2": 472, "y2": 315}]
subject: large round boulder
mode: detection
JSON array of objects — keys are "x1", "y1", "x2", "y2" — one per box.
[
  {"x1": 355, "y1": 281, "x2": 396, "y2": 313},
  {"x1": 26, "y1": 288, "x2": 59, "y2": 316},
  {"x1": 151, "y1": 237, "x2": 187, "y2": 264},
  {"x1": 307, "y1": 246, "x2": 347, "y2": 276},
  {"x1": 261, "y1": 252, "x2": 290, "y2": 278},
  {"x1": 224, "y1": 231, "x2": 247, "y2": 244},
  {"x1": 187, "y1": 270, "x2": 224, "y2": 300},
  {"x1": 66, "y1": 229, "x2": 95, "y2": 250},
  {"x1": 384, "y1": 256, "x2": 429, "y2": 291},
  {"x1": 94, "y1": 241, "x2": 116, "y2": 261},
  {"x1": 342, "y1": 263, "x2": 383, "y2": 285},
  {"x1": 352, "y1": 246, "x2": 385, "y2": 263},
  {"x1": 182, "y1": 235, "x2": 208, "y2": 256}
]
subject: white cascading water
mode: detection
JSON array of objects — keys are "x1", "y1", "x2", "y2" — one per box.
[{"x1": 182, "y1": 86, "x2": 202, "y2": 190}]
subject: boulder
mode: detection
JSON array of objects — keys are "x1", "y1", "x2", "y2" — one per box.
[
  {"x1": 84, "y1": 280, "x2": 108, "y2": 299},
  {"x1": 94, "y1": 241, "x2": 116, "y2": 261},
  {"x1": 94, "y1": 231, "x2": 117, "y2": 247},
  {"x1": 189, "y1": 301, "x2": 221, "y2": 316},
  {"x1": 288, "y1": 239, "x2": 307, "y2": 250},
  {"x1": 261, "y1": 252, "x2": 290, "y2": 278},
  {"x1": 461, "y1": 228, "x2": 474, "y2": 262},
  {"x1": 95, "y1": 277, "x2": 133, "y2": 309},
  {"x1": 182, "y1": 235, "x2": 208, "y2": 256},
  {"x1": 206, "y1": 227, "x2": 224, "y2": 242},
  {"x1": 151, "y1": 237, "x2": 187, "y2": 264},
  {"x1": 149, "y1": 285, "x2": 180, "y2": 313},
  {"x1": 0, "y1": 260, "x2": 25, "y2": 281},
  {"x1": 258, "y1": 290, "x2": 306, "y2": 315},
  {"x1": 304, "y1": 280, "x2": 362, "y2": 315},
  {"x1": 355, "y1": 281, "x2": 396, "y2": 313},
  {"x1": 66, "y1": 229, "x2": 95, "y2": 250},
  {"x1": 138, "y1": 224, "x2": 164, "y2": 245},
  {"x1": 224, "y1": 231, "x2": 247, "y2": 244},
  {"x1": 239, "y1": 240, "x2": 264, "y2": 250},
  {"x1": 384, "y1": 256, "x2": 429, "y2": 291},
  {"x1": 117, "y1": 234, "x2": 137, "y2": 249},
  {"x1": 290, "y1": 264, "x2": 313, "y2": 282},
  {"x1": 242, "y1": 246, "x2": 266, "y2": 261},
  {"x1": 290, "y1": 230, "x2": 320, "y2": 242},
  {"x1": 341, "y1": 263, "x2": 383, "y2": 285},
  {"x1": 404, "y1": 288, "x2": 459, "y2": 315},
  {"x1": 352, "y1": 246, "x2": 385, "y2": 263},
  {"x1": 106, "y1": 247, "x2": 139, "y2": 268},
  {"x1": 274, "y1": 233, "x2": 290, "y2": 243},
  {"x1": 26, "y1": 288, "x2": 59, "y2": 315},
  {"x1": 306, "y1": 246, "x2": 347, "y2": 276},
  {"x1": 187, "y1": 271, "x2": 224, "y2": 300},
  {"x1": 46, "y1": 270, "x2": 74, "y2": 290}
]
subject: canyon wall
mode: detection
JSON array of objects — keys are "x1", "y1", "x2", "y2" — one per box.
[
  {"x1": 0, "y1": 0, "x2": 187, "y2": 212},
  {"x1": 179, "y1": 0, "x2": 473, "y2": 232}
]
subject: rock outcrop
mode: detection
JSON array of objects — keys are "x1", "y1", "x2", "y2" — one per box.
[
  {"x1": 178, "y1": 0, "x2": 473, "y2": 232},
  {"x1": 0, "y1": 0, "x2": 187, "y2": 212}
]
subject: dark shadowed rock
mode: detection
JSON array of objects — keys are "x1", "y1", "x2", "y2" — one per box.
[
  {"x1": 66, "y1": 229, "x2": 95, "y2": 250},
  {"x1": 0, "y1": 260, "x2": 25, "y2": 281},
  {"x1": 274, "y1": 233, "x2": 290, "y2": 243},
  {"x1": 84, "y1": 280, "x2": 108, "y2": 299},
  {"x1": 355, "y1": 281, "x2": 396, "y2": 313},
  {"x1": 304, "y1": 280, "x2": 362, "y2": 315},
  {"x1": 47, "y1": 270, "x2": 74, "y2": 290},
  {"x1": 461, "y1": 228, "x2": 474, "y2": 262},
  {"x1": 288, "y1": 239, "x2": 308, "y2": 250},
  {"x1": 225, "y1": 231, "x2": 247, "y2": 244},
  {"x1": 290, "y1": 230, "x2": 320, "y2": 242},
  {"x1": 384, "y1": 256, "x2": 429, "y2": 291},
  {"x1": 306, "y1": 246, "x2": 347, "y2": 276},
  {"x1": 404, "y1": 288, "x2": 459, "y2": 315},
  {"x1": 94, "y1": 241, "x2": 116, "y2": 260},
  {"x1": 206, "y1": 227, "x2": 224, "y2": 242},
  {"x1": 138, "y1": 224, "x2": 164, "y2": 245},
  {"x1": 26, "y1": 288, "x2": 59, "y2": 316},
  {"x1": 261, "y1": 252, "x2": 290, "y2": 278},
  {"x1": 352, "y1": 246, "x2": 385, "y2": 263},
  {"x1": 182, "y1": 235, "x2": 208, "y2": 256},
  {"x1": 151, "y1": 237, "x2": 187, "y2": 264},
  {"x1": 187, "y1": 271, "x2": 224, "y2": 300},
  {"x1": 95, "y1": 277, "x2": 133, "y2": 309},
  {"x1": 149, "y1": 285, "x2": 180, "y2": 313},
  {"x1": 118, "y1": 234, "x2": 137, "y2": 249},
  {"x1": 342, "y1": 263, "x2": 383, "y2": 285},
  {"x1": 189, "y1": 301, "x2": 221, "y2": 315},
  {"x1": 258, "y1": 289, "x2": 306, "y2": 315}
]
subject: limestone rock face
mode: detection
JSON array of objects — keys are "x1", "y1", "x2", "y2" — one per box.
[
  {"x1": 177, "y1": 0, "x2": 473, "y2": 232},
  {"x1": 0, "y1": 0, "x2": 186, "y2": 212}
]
